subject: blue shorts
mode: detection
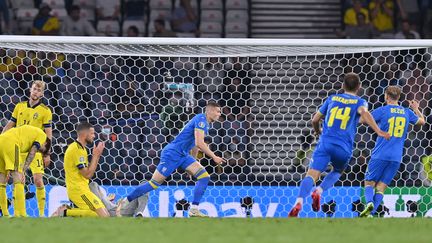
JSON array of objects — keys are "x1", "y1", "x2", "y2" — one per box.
[
  {"x1": 365, "y1": 159, "x2": 400, "y2": 185},
  {"x1": 157, "y1": 148, "x2": 196, "y2": 177},
  {"x1": 309, "y1": 142, "x2": 351, "y2": 173}
]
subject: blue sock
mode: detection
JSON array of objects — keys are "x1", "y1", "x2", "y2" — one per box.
[
  {"x1": 371, "y1": 192, "x2": 384, "y2": 214},
  {"x1": 319, "y1": 171, "x2": 341, "y2": 191},
  {"x1": 192, "y1": 169, "x2": 210, "y2": 205},
  {"x1": 298, "y1": 176, "x2": 315, "y2": 200},
  {"x1": 364, "y1": 186, "x2": 374, "y2": 204},
  {"x1": 127, "y1": 179, "x2": 160, "y2": 202}
]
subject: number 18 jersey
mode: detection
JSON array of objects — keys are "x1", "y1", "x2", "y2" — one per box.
[
  {"x1": 370, "y1": 105, "x2": 419, "y2": 162},
  {"x1": 318, "y1": 93, "x2": 368, "y2": 153}
]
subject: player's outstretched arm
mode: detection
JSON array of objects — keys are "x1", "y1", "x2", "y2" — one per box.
[
  {"x1": 194, "y1": 129, "x2": 225, "y2": 165},
  {"x1": 43, "y1": 127, "x2": 53, "y2": 167},
  {"x1": 409, "y1": 100, "x2": 426, "y2": 126},
  {"x1": 79, "y1": 142, "x2": 105, "y2": 179},
  {"x1": 358, "y1": 107, "x2": 390, "y2": 140},
  {"x1": 1, "y1": 120, "x2": 16, "y2": 134},
  {"x1": 190, "y1": 146, "x2": 200, "y2": 159},
  {"x1": 311, "y1": 111, "x2": 324, "y2": 137}
]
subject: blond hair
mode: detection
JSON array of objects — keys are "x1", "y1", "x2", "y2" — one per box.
[
  {"x1": 32, "y1": 80, "x2": 46, "y2": 91},
  {"x1": 385, "y1": 85, "x2": 401, "y2": 101}
]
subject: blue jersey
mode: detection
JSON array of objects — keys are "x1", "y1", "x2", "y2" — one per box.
[
  {"x1": 318, "y1": 93, "x2": 368, "y2": 153},
  {"x1": 370, "y1": 105, "x2": 419, "y2": 162},
  {"x1": 164, "y1": 113, "x2": 209, "y2": 156}
]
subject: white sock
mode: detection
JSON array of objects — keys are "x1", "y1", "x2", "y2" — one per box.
[
  {"x1": 294, "y1": 198, "x2": 303, "y2": 206},
  {"x1": 190, "y1": 204, "x2": 198, "y2": 210},
  {"x1": 316, "y1": 186, "x2": 323, "y2": 195}
]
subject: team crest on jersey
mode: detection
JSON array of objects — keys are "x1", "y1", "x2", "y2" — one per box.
[
  {"x1": 33, "y1": 112, "x2": 39, "y2": 120},
  {"x1": 198, "y1": 122, "x2": 205, "y2": 128}
]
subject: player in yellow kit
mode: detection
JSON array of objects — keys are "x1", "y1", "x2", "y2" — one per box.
[
  {"x1": 52, "y1": 122, "x2": 109, "y2": 217},
  {"x1": 0, "y1": 125, "x2": 51, "y2": 217},
  {"x1": 2, "y1": 80, "x2": 53, "y2": 217}
]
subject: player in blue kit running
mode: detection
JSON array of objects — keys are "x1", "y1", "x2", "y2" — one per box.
[
  {"x1": 360, "y1": 86, "x2": 425, "y2": 217},
  {"x1": 289, "y1": 72, "x2": 391, "y2": 217},
  {"x1": 117, "y1": 102, "x2": 225, "y2": 217}
]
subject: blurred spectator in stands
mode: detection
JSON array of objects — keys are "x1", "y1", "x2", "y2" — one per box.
[
  {"x1": 153, "y1": 19, "x2": 177, "y2": 37},
  {"x1": 394, "y1": 20, "x2": 421, "y2": 39},
  {"x1": 160, "y1": 92, "x2": 185, "y2": 141},
  {"x1": 396, "y1": 0, "x2": 420, "y2": 29},
  {"x1": 61, "y1": 5, "x2": 96, "y2": 36},
  {"x1": 402, "y1": 68, "x2": 430, "y2": 109},
  {"x1": 419, "y1": 147, "x2": 432, "y2": 186},
  {"x1": 344, "y1": 0, "x2": 370, "y2": 26},
  {"x1": 289, "y1": 130, "x2": 315, "y2": 172},
  {"x1": 32, "y1": 3, "x2": 60, "y2": 35},
  {"x1": 369, "y1": 0, "x2": 394, "y2": 38},
  {"x1": 171, "y1": 0, "x2": 198, "y2": 33},
  {"x1": 96, "y1": 0, "x2": 120, "y2": 20},
  {"x1": 126, "y1": 25, "x2": 139, "y2": 37},
  {"x1": 0, "y1": 0, "x2": 10, "y2": 34},
  {"x1": 338, "y1": 12, "x2": 376, "y2": 39},
  {"x1": 124, "y1": 0, "x2": 146, "y2": 20}
]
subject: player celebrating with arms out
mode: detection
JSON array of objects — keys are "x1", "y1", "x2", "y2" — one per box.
[
  {"x1": 289, "y1": 72, "x2": 390, "y2": 217},
  {"x1": 118, "y1": 102, "x2": 225, "y2": 217},
  {"x1": 2, "y1": 80, "x2": 53, "y2": 217},
  {"x1": 360, "y1": 86, "x2": 425, "y2": 217}
]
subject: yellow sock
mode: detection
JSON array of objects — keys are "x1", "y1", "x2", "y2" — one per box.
[
  {"x1": 0, "y1": 183, "x2": 9, "y2": 217},
  {"x1": 13, "y1": 183, "x2": 26, "y2": 217},
  {"x1": 65, "y1": 208, "x2": 98, "y2": 217},
  {"x1": 36, "y1": 187, "x2": 46, "y2": 217}
]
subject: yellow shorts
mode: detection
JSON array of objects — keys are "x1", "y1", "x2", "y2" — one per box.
[
  {"x1": 20, "y1": 152, "x2": 44, "y2": 175},
  {"x1": 0, "y1": 143, "x2": 21, "y2": 174},
  {"x1": 68, "y1": 188, "x2": 105, "y2": 211}
]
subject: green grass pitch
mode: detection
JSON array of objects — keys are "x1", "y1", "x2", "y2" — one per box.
[{"x1": 0, "y1": 218, "x2": 430, "y2": 243}]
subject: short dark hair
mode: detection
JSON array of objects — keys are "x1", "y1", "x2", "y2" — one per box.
[
  {"x1": 76, "y1": 122, "x2": 93, "y2": 133},
  {"x1": 343, "y1": 72, "x2": 361, "y2": 92},
  {"x1": 128, "y1": 26, "x2": 139, "y2": 35},
  {"x1": 154, "y1": 19, "x2": 165, "y2": 27},
  {"x1": 70, "y1": 5, "x2": 80, "y2": 13},
  {"x1": 206, "y1": 101, "x2": 220, "y2": 109},
  {"x1": 385, "y1": 85, "x2": 401, "y2": 101}
]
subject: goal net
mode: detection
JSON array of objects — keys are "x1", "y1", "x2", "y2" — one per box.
[{"x1": 0, "y1": 36, "x2": 431, "y2": 218}]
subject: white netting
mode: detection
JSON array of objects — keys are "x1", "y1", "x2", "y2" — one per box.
[{"x1": 0, "y1": 37, "x2": 431, "y2": 217}]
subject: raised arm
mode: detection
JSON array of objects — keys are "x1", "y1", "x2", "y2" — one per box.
[
  {"x1": 79, "y1": 142, "x2": 105, "y2": 179},
  {"x1": 194, "y1": 129, "x2": 225, "y2": 165},
  {"x1": 409, "y1": 100, "x2": 426, "y2": 126}
]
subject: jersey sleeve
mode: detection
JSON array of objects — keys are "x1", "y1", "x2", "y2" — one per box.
[
  {"x1": 407, "y1": 108, "x2": 420, "y2": 125},
  {"x1": 318, "y1": 97, "x2": 331, "y2": 115},
  {"x1": 67, "y1": 144, "x2": 87, "y2": 169},
  {"x1": 194, "y1": 116, "x2": 209, "y2": 134},
  {"x1": 76, "y1": 153, "x2": 87, "y2": 169},
  {"x1": 33, "y1": 129, "x2": 47, "y2": 149},
  {"x1": 10, "y1": 104, "x2": 19, "y2": 123},
  {"x1": 43, "y1": 107, "x2": 53, "y2": 128}
]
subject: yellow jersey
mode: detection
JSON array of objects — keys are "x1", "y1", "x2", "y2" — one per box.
[
  {"x1": 0, "y1": 125, "x2": 47, "y2": 153},
  {"x1": 11, "y1": 100, "x2": 52, "y2": 130},
  {"x1": 64, "y1": 141, "x2": 90, "y2": 191}
]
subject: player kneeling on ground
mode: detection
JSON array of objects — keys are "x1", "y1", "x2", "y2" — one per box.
[
  {"x1": 52, "y1": 182, "x2": 149, "y2": 217},
  {"x1": 54, "y1": 122, "x2": 108, "y2": 217},
  {"x1": 0, "y1": 125, "x2": 51, "y2": 217}
]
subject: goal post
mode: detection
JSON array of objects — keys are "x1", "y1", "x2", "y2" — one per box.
[{"x1": 0, "y1": 36, "x2": 431, "y2": 218}]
